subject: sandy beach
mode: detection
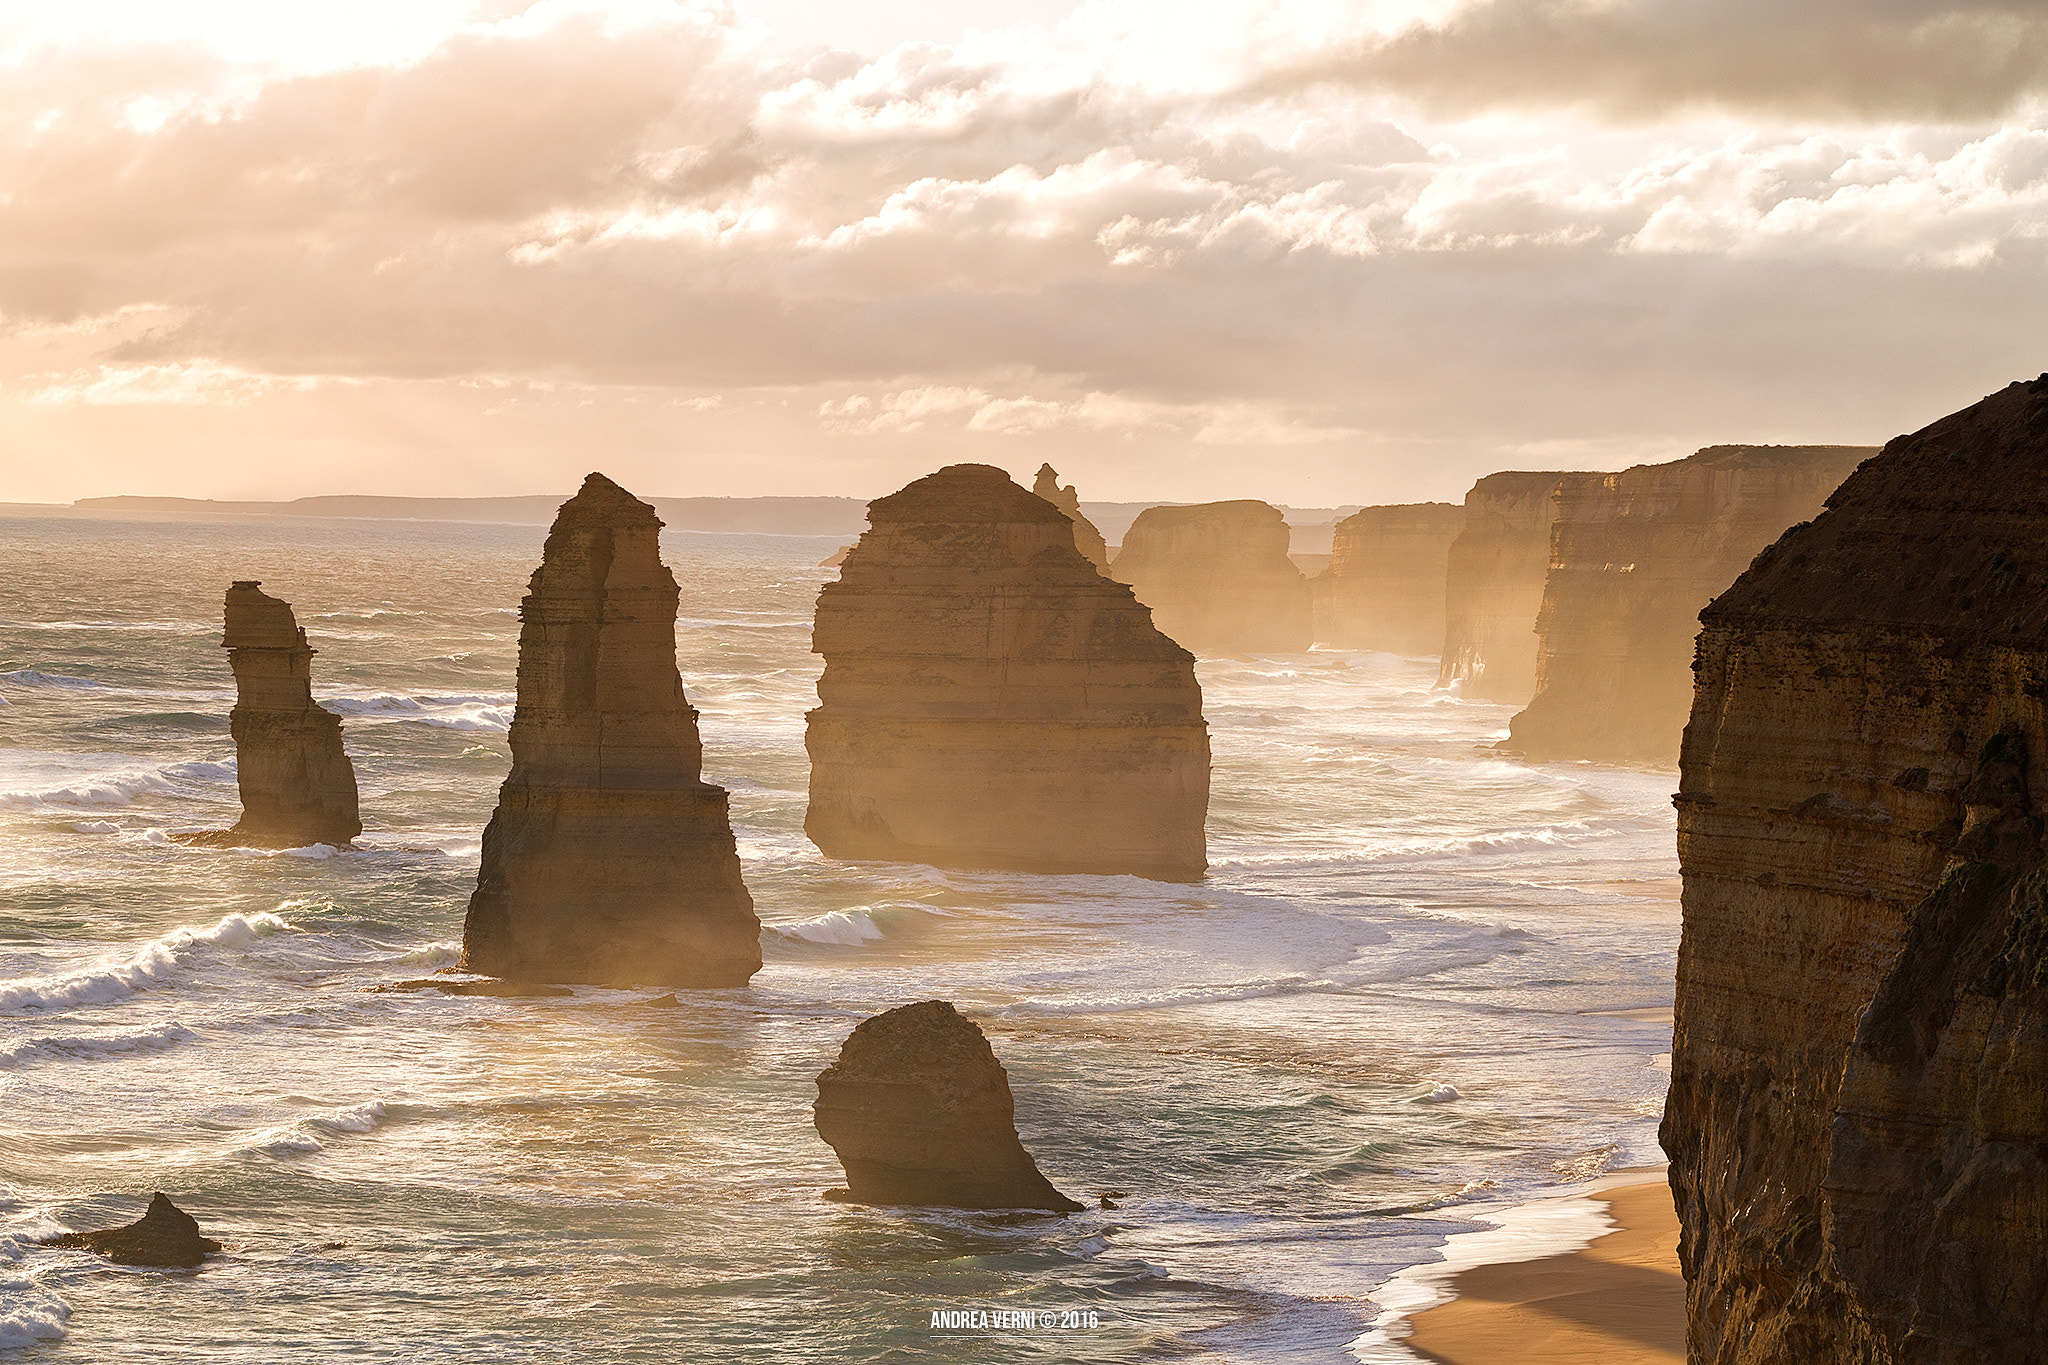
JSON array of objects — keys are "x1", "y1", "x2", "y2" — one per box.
[{"x1": 1400, "y1": 1179, "x2": 1685, "y2": 1365}]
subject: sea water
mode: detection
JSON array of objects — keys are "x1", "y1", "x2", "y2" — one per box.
[{"x1": 0, "y1": 511, "x2": 1678, "y2": 1362}]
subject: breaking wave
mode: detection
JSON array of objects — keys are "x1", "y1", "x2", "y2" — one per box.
[
  {"x1": 0, "y1": 912, "x2": 291, "y2": 1014},
  {"x1": 321, "y1": 692, "x2": 514, "y2": 731},
  {"x1": 239, "y1": 1100, "x2": 389, "y2": 1159},
  {"x1": 0, "y1": 1022, "x2": 199, "y2": 1070}
]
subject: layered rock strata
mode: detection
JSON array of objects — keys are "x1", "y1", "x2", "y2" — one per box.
[
  {"x1": 461, "y1": 473, "x2": 761, "y2": 988},
  {"x1": 814, "y1": 1000, "x2": 1083, "y2": 1211},
  {"x1": 1506, "y1": 444, "x2": 1874, "y2": 764},
  {"x1": 806, "y1": 464, "x2": 1209, "y2": 880},
  {"x1": 196, "y1": 581, "x2": 361, "y2": 847},
  {"x1": 1112, "y1": 500, "x2": 1311, "y2": 654},
  {"x1": 44, "y1": 1193, "x2": 221, "y2": 1268},
  {"x1": 1664, "y1": 377, "x2": 2048, "y2": 1364},
  {"x1": 1032, "y1": 464, "x2": 1111, "y2": 572},
  {"x1": 1310, "y1": 502, "x2": 1465, "y2": 653},
  {"x1": 1435, "y1": 472, "x2": 1595, "y2": 703}
]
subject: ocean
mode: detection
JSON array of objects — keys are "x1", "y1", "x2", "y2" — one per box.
[{"x1": 0, "y1": 510, "x2": 1677, "y2": 1362}]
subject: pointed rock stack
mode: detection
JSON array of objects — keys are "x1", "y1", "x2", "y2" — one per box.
[
  {"x1": 43, "y1": 1193, "x2": 221, "y2": 1268},
  {"x1": 461, "y1": 473, "x2": 761, "y2": 988},
  {"x1": 1031, "y1": 463, "x2": 1111, "y2": 572},
  {"x1": 1112, "y1": 500, "x2": 1311, "y2": 654},
  {"x1": 207, "y1": 581, "x2": 360, "y2": 847},
  {"x1": 814, "y1": 1001, "x2": 1083, "y2": 1212},
  {"x1": 1666, "y1": 377, "x2": 2048, "y2": 1363},
  {"x1": 1309, "y1": 501, "x2": 1465, "y2": 653},
  {"x1": 1435, "y1": 471, "x2": 1596, "y2": 703},
  {"x1": 805, "y1": 463, "x2": 1209, "y2": 881}
]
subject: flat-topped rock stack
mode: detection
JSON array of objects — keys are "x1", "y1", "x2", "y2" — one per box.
[
  {"x1": 1504, "y1": 443, "x2": 1874, "y2": 764},
  {"x1": 1435, "y1": 472, "x2": 1595, "y2": 703},
  {"x1": 1112, "y1": 500, "x2": 1311, "y2": 654},
  {"x1": 461, "y1": 473, "x2": 761, "y2": 988},
  {"x1": 1310, "y1": 502, "x2": 1465, "y2": 653},
  {"x1": 805, "y1": 463, "x2": 1209, "y2": 881},
  {"x1": 1031, "y1": 463, "x2": 1111, "y2": 572},
  {"x1": 1664, "y1": 377, "x2": 2048, "y2": 1363}
]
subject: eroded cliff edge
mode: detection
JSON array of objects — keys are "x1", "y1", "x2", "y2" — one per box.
[
  {"x1": 1113, "y1": 500, "x2": 1310, "y2": 654},
  {"x1": 1664, "y1": 377, "x2": 2048, "y2": 1363},
  {"x1": 461, "y1": 473, "x2": 762, "y2": 988},
  {"x1": 1032, "y1": 463, "x2": 1111, "y2": 572},
  {"x1": 1310, "y1": 502, "x2": 1464, "y2": 654},
  {"x1": 1435, "y1": 472, "x2": 1594, "y2": 703},
  {"x1": 806, "y1": 463, "x2": 1209, "y2": 880}
]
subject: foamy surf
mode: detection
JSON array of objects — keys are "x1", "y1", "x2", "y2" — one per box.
[
  {"x1": 0, "y1": 912, "x2": 291, "y2": 1014},
  {"x1": 0, "y1": 1286, "x2": 70, "y2": 1350},
  {"x1": 0, "y1": 1022, "x2": 199, "y2": 1070},
  {"x1": 239, "y1": 1100, "x2": 390, "y2": 1159}
]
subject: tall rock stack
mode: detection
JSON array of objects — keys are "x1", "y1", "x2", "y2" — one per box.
[
  {"x1": 1031, "y1": 463, "x2": 1111, "y2": 572},
  {"x1": 1435, "y1": 472, "x2": 1595, "y2": 703},
  {"x1": 1504, "y1": 444, "x2": 1873, "y2": 764},
  {"x1": 1309, "y1": 502, "x2": 1465, "y2": 653},
  {"x1": 461, "y1": 473, "x2": 762, "y2": 988},
  {"x1": 209, "y1": 581, "x2": 360, "y2": 847},
  {"x1": 1112, "y1": 500, "x2": 1311, "y2": 654},
  {"x1": 805, "y1": 464, "x2": 1209, "y2": 881},
  {"x1": 1664, "y1": 377, "x2": 2048, "y2": 1364}
]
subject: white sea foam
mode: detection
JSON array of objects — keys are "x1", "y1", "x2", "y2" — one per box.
[
  {"x1": 0, "y1": 669, "x2": 106, "y2": 690},
  {"x1": 0, "y1": 1286, "x2": 69, "y2": 1349},
  {"x1": 321, "y1": 692, "x2": 514, "y2": 731},
  {"x1": 240, "y1": 1100, "x2": 389, "y2": 1159},
  {"x1": 775, "y1": 909, "x2": 886, "y2": 945},
  {"x1": 0, "y1": 1022, "x2": 199, "y2": 1070},
  {"x1": 70, "y1": 820, "x2": 120, "y2": 833},
  {"x1": 1413, "y1": 1082, "x2": 1461, "y2": 1104},
  {"x1": 0, "y1": 912, "x2": 291, "y2": 1013},
  {"x1": 0, "y1": 753, "x2": 235, "y2": 811}
]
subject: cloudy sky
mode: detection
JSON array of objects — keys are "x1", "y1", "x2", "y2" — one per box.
[{"x1": 2, "y1": 0, "x2": 2044, "y2": 505}]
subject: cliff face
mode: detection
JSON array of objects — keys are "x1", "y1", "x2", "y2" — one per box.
[
  {"x1": 461, "y1": 473, "x2": 762, "y2": 988},
  {"x1": 814, "y1": 1000, "x2": 1083, "y2": 1212},
  {"x1": 213, "y1": 581, "x2": 360, "y2": 847},
  {"x1": 1310, "y1": 502, "x2": 1465, "y2": 653},
  {"x1": 1032, "y1": 463, "x2": 1111, "y2": 572},
  {"x1": 1506, "y1": 444, "x2": 1874, "y2": 764},
  {"x1": 1664, "y1": 377, "x2": 2048, "y2": 1364},
  {"x1": 1435, "y1": 473, "x2": 1594, "y2": 703},
  {"x1": 1112, "y1": 500, "x2": 1311, "y2": 654},
  {"x1": 805, "y1": 464, "x2": 1209, "y2": 881}
]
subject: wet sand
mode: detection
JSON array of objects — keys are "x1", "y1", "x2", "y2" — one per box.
[{"x1": 1402, "y1": 1180, "x2": 1684, "y2": 1364}]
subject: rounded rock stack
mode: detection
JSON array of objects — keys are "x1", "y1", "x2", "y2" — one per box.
[{"x1": 1111, "y1": 500, "x2": 1311, "y2": 654}]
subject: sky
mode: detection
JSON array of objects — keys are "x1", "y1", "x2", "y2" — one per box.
[{"x1": 1, "y1": 0, "x2": 2044, "y2": 505}]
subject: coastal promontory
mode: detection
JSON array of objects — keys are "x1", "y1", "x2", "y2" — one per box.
[
  {"x1": 1112, "y1": 500, "x2": 1310, "y2": 654},
  {"x1": 1310, "y1": 501, "x2": 1465, "y2": 654},
  {"x1": 1435, "y1": 472, "x2": 1594, "y2": 703}
]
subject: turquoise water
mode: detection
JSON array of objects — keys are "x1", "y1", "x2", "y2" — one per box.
[{"x1": 0, "y1": 510, "x2": 1677, "y2": 1362}]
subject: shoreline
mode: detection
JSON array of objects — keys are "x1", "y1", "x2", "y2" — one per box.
[{"x1": 1352, "y1": 1169, "x2": 1681, "y2": 1364}]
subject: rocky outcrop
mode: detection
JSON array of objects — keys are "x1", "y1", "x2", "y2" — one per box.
[
  {"x1": 1505, "y1": 444, "x2": 1874, "y2": 764},
  {"x1": 805, "y1": 464, "x2": 1209, "y2": 880},
  {"x1": 1112, "y1": 500, "x2": 1311, "y2": 654},
  {"x1": 1310, "y1": 502, "x2": 1465, "y2": 653},
  {"x1": 1435, "y1": 472, "x2": 1596, "y2": 703},
  {"x1": 1663, "y1": 377, "x2": 2048, "y2": 1364},
  {"x1": 193, "y1": 582, "x2": 360, "y2": 847},
  {"x1": 460, "y1": 473, "x2": 762, "y2": 988},
  {"x1": 1032, "y1": 464, "x2": 1111, "y2": 572},
  {"x1": 814, "y1": 1001, "x2": 1083, "y2": 1212},
  {"x1": 44, "y1": 1194, "x2": 221, "y2": 1267}
]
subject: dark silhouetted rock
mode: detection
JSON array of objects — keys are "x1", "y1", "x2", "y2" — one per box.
[
  {"x1": 814, "y1": 1001, "x2": 1083, "y2": 1212},
  {"x1": 373, "y1": 977, "x2": 574, "y2": 998},
  {"x1": 44, "y1": 1193, "x2": 221, "y2": 1268},
  {"x1": 805, "y1": 464, "x2": 1209, "y2": 881},
  {"x1": 1032, "y1": 463, "x2": 1111, "y2": 572},
  {"x1": 1435, "y1": 472, "x2": 1596, "y2": 703},
  {"x1": 1113, "y1": 500, "x2": 1310, "y2": 654},
  {"x1": 1310, "y1": 502, "x2": 1465, "y2": 653},
  {"x1": 460, "y1": 473, "x2": 762, "y2": 988}
]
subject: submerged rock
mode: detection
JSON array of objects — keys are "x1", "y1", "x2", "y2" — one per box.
[
  {"x1": 44, "y1": 1193, "x2": 221, "y2": 1268},
  {"x1": 1504, "y1": 443, "x2": 1873, "y2": 763},
  {"x1": 1434, "y1": 472, "x2": 1596, "y2": 704},
  {"x1": 460, "y1": 473, "x2": 762, "y2": 988},
  {"x1": 1309, "y1": 502, "x2": 1465, "y2": 653},
  {"x1": 1112, "y1": 500, "x2": 1310, "y2": 654},
  {"x1": 805, "y1": 463, "x2": 1209, "y2": 881},
  {"x1": 1665, "y1": 377, "x2": 2048, "y2": 1363},
  {"x1": 1031, "y1": 463, "x2": 1111, "y2": 572},
  {"x1": 814, "y1": 1001, "x2": 1083, "y2": 1212},
  {"x1": 186, "y1": 582, "x2": 360, "y2": 847},
  {"x1": 373, "y1": 977, "x2": 574, "y2": 998}
]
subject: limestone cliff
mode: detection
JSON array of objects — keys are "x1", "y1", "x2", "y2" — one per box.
[
  {"x1": 201, "y1": 581, "x2": 360, "y2": 847},
  {"x1": 1032, "y1": 463, "x2": 1111, "y2": 572},
  {"x1": 1112, "y1": 500, "x2": 1311, "y2": 654},
  {"x1": 1310, "y1": 502, "x2": 1465, "y2": 653},
  {"x1": 805, "y1": 463, "x2": 1209, "y2": 881},
  {"x1": 814, "y1": 1000, "x2": 1083, "y2": 1211},
  {"x1": 461, "y1": 473, "x2": 761, "y2": 988},
  {"x1": 1506, "y1": 444, "x2": 1873, "y2": 764},
  {"x1": 1664, "y1": 377, "x2": 2048, "y2": 1364},
  {"x1": 1435, "y1": 473, "x2": 1595, "y2": 703}
]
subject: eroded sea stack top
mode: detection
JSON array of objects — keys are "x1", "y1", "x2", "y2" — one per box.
[
  {"x1": 1435, "y1": 471, "x2": 1596, "y2": 703},
  {"x1": 1031, "y1": 463, "x2": 1111, "y2": 572},
  {"x1": 215, "y1": 581, "x2": 360, "y2": 847},
  {"x1": 1310, "y1": 502, "x2": 1465, "y2": 654},
  {"x1": 1504, "y1": 443, "x2": 1874, "y2": 764},
  {"x1": 461, "y1": 473, "x2": 761, "y2": 988},
  {"x1": 814, "y1": 1001, "x2": 1083, "y2": 1212},
  {"x1": 806, "y1": 463, "x2": 1209, "y2": 880},
  {"x1": 1112, "y1": 500, "x2": 1311, "y2": 654},
  {"x1": 1665, "y1": 377, "x2": 2048, "y2": 1364}
]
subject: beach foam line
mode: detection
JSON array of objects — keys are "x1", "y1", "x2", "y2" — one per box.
[{"x1": 0, "y1": 911, "x2": 292, "y2": 1014}]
